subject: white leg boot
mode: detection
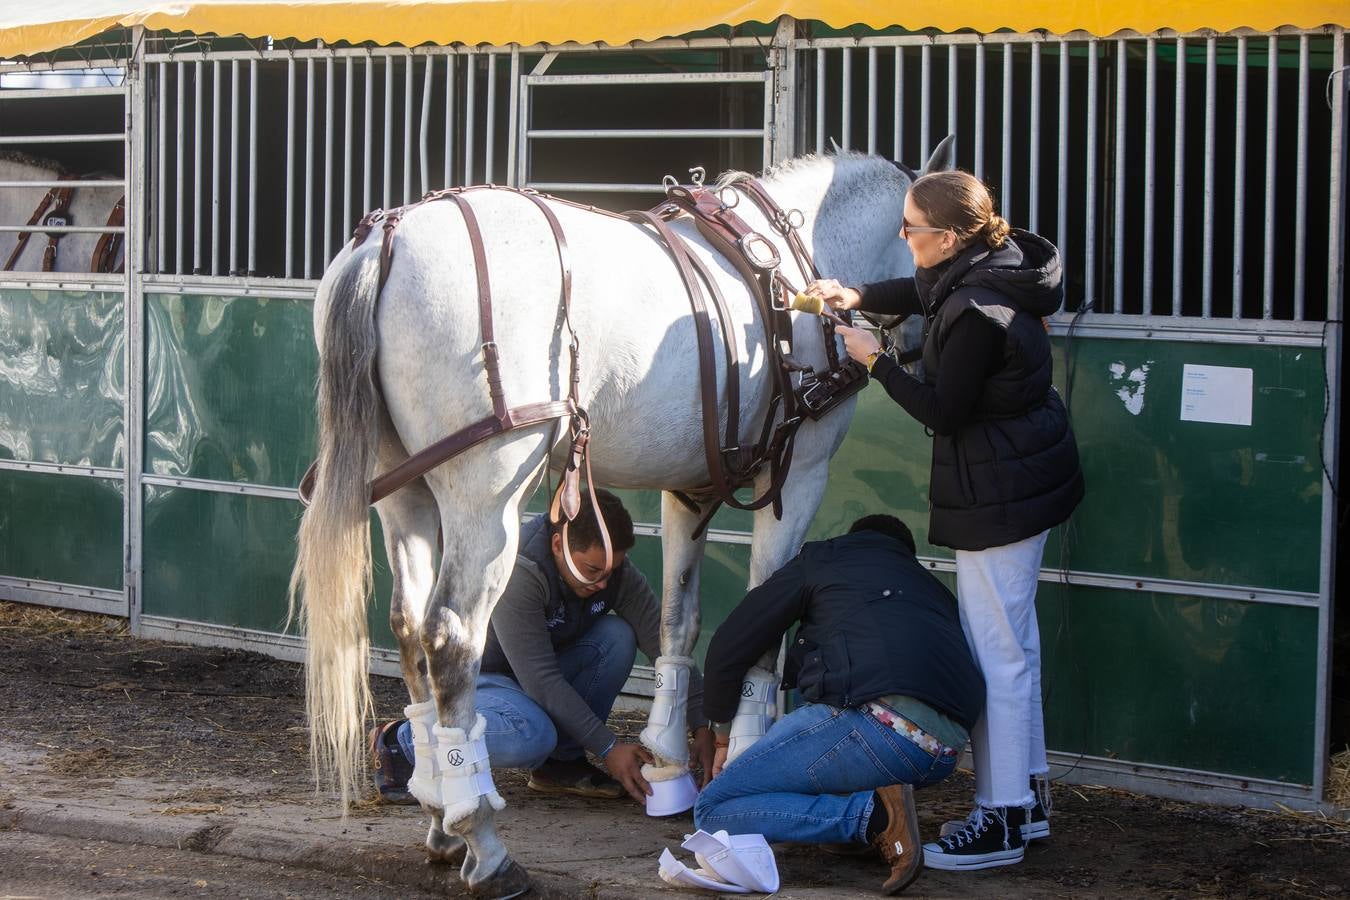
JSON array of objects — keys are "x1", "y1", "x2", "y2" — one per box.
[
  {"x1": 433, "y1": 714, "x2": 506, "y2": 830},
  {"x1": 639, "y1": 655, "x2": 694, "y2": 765},
  {"x1": 403, "y1": 700, "x2": 441, "y2": 808},
  {"x1": 725, "y1": 666, "x2": 778, "y2": 765}
]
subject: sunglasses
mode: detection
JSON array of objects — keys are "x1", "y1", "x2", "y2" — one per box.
[{"x1": 900, "y1": 216, "x2": 949, "y2": 238}]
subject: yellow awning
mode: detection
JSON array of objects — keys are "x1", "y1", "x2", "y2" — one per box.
[{"x1": 1, "y1": 1, "x2": 1344, "y2": 60}]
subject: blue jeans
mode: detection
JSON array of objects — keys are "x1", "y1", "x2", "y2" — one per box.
[
  {"x1": 693, "y1": 702, "x2": 958, "y2": 845},
  {"x1": 397, "y1": 614, "x2": 637, "y2": 770}
]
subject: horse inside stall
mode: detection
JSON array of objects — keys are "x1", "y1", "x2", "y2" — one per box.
[
  {"x1": 0, "y1": 152, "x2": 125, "y2": 274},
  {"x1": 291, "y1": 141, "x2": 953, "y2": 898}
]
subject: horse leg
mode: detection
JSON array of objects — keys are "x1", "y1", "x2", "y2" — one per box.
[
  {"x1": 419, "y1": 438, "x2": 547, "y2": 897},
  {"x1": 725, "y1": 447, "x2": 838, "y2": 764},
  {"x1": 639, "y1": 492, "x2": 713, "y2": 778}
]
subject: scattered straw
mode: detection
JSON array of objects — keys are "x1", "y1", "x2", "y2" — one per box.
[
  {"x1": 156, "y1": 804, "x2": 224, "y2": 816},
  {"x1": 0, "y1": 600, "x2": 126, "y2": 637},
  {"x1": 1329, "y1": 747, "x2": 1350, "y2": 809}
]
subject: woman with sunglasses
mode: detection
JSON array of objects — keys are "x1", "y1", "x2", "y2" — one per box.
[{"x1": 801, "y1": 169, "x2": 1083, "y2": 873}]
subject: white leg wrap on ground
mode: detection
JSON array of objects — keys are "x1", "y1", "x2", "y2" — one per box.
[
  {"x1": 433, "y1": 715, "x2": 506, "y2": 827},
  {"x1": 404, "y1": 700, "x2": 440, "y2": 809},
  {"x1": 725, "y1": 666, "x2": 778, "y2": 764},
  {"x1": 640, "y1": 655, "x2": 694, "y2": 765}
]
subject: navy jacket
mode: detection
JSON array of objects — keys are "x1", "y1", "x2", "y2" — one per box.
[{"x1": 702, "y1": 530, "x2": 985, "y2": 731}]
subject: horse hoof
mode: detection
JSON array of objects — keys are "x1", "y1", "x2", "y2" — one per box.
[
  {"x1": 467, "y1": 858, "x2": 531, "y2": 899},
  {"x1": 425, "y1": 822, "x2": 468, "y2": 866}
]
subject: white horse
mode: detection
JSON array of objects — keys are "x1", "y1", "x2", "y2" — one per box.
[
  {"x1": 291, "y1": 141, "x2": 953, "y2": 898},
  {"x1": 0, "y1": 153, "x2": 124, "y2": 273}
]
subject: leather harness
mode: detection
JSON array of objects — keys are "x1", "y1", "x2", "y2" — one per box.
[
  {"x1": 3, "y1": 178, "x2": 125, "y2": 274},
  {"x1": 297, "y1": 176, "x2": 867, "y2": 548}
]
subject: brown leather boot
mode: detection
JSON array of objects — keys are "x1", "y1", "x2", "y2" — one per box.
[{"x1": 872, "y1": 784, "x2": 922, "y2": 894}]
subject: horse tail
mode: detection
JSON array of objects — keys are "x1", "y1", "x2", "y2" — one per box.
[{"x1": 288, "y1": 244, "x2": 384, "y2": 808}]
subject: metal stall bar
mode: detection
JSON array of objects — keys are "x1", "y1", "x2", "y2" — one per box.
[
  {"x1": 974, "y1": 41, "x2": 985, "y2": 178},
  {"x1": 157, "y1": 62, "x2": 166, "y2": 272},
  {"x1": 1057, "y1": 41, "x2": 1068, "y2": 266},
  {"x1": 841, "y1": 46, "x2": 852, "y2": 149},
  {"x1": 921, "y1": 43, "x2": 931, "y2": 158},
  {"x1": 465, "y1": 54, "x2": 476, "y2": 185},
  {"x1": 1201, "y1": 37, "x2": 1216, "y2": 317},
  {"x1": 419, "y1": 51, "x2": 433, "y2": 195},
  {"x1": 1085, "y1": 40, "x2": 1098, "y2": 310},
  {"x1": 485, "y1": 53, "x2": 497, "y2": 183},
  {"x1": 1113, "y1": 39, "x2": 1127, "y2": 312},
  {"x1": 1173, "y1": 37, "x2": 1187, "y2": 316},
  {"x1": 211, "y1": 60, "x2": 219, "y2": 276},
  {"x1": 507, "y1": 48, "x2": 520, "y2": 187},
  {"x1": 445, "y1": 54, "x2": 455, "y2": 188},
  {"x1": 248, "y1": 60, "x2": 257, "y2": 275},
  {"x1": 344, "y1": 58, "x2": 353, "y2": 239},
  {"x1": 325, "y1": 58, "x2": 334, "y2": 266},
  {"x1": 1029, "y1": 41, "x2": 1040, "y2": 234},
  {"x1": 304, "y1": 58, "x2": 314, "y2": 279},
  {"x1": 1293, "y1": 34, "x2": 1309, "y2": 320},
  {"x1": 1001, "y1": 41, "x2": 1012, "y2": 216},
  {"x1": 1231, "y1": 38, "x2": 1247, "y2": 317},
  {"x1": 193, "y1": 60, "x2": 202, "y2": 274},
  {"x1": 126, "y1": 35, "x2": 145, "y2": 627},
  {"x1": 893, "y1": 47, "x2": 903, "y2": 160},
  {"x1": 176, "y1": 60, "x2": 184, "y2": 274},
  {"x1": 815, "y1": 47, "x2": 826, "y2": 153},
  {"x1": 404, "y1": 53, "x2": 413, "y2": 203},
  {"x1": 1262, "y1": 36, "x2": 1277, "y2": 320},
  {"x1": 383, "y1": 54, "x2": 393, "y2": 208},
  {"x1": 1143, "y1": 37, "x2": 1157, "y2": 316},
  {"x1": 364, "y1": 55, "x2": 373, "y2": 213},
  {"x1": 284, "y1": 58, "x2": 294, "y2": 278},
  {"x1": 947, "y1": 45, "x2": 957, "y2": 158},
  {"x1": 866, "y1": 46, "x2": 877, "y2": 154},
  {"x1": 229, "y1": 60, "x2": 240, "y2": 274}
]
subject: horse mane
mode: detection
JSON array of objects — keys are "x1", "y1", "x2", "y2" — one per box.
[
  {"x1": 716, "y1": 150, "x2": 888, "y2": 192},
  {"x1": 0, "y1": 149, "x2": 68, "y2": 176}
]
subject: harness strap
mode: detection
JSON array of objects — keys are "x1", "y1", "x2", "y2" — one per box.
[
  {"x1": 90, "y1": 195, "x2": 126, "y2": 274},
  {"x1": 4, "y1": 182, "x2": 74, "y2": 272}
]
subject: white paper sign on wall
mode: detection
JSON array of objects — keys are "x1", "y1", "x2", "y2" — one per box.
[{"x1": 1180, "y1": 364, "x2": 1253, "y2": 426}]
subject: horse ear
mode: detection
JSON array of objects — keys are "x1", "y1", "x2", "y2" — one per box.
[
  {"x1": 828, "y1": 137, "x2": 842, "y2": 155},
  {"x1": 922, "y1": 135, "x2": 957, "y2": 175}
]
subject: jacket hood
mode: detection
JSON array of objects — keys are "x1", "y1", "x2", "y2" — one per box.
[{"x1": 919, "y1": 229, "x2": 1065, "y2": 318}]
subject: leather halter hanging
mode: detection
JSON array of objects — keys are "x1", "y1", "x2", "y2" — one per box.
[{"x1": 3, "y1": 181, "x2": 125, "y2": 274}]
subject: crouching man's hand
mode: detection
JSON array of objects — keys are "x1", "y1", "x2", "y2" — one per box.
[{"x1": 602, "y1": 742, "x2": 653, "y2": 803}]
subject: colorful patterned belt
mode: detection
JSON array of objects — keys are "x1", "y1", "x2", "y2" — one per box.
[{"x1": 863, "y1": 700, "x2": 958, "y2": 758}]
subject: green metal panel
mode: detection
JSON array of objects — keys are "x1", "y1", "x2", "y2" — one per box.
[
  {"x1": 144, "y1": 293, "x2": 317, "y2": 487},
  {"x1": 0, "y1": 287, "x2": 124, "y2": 467},
  {"x1": 1038, "y1": 584, "x2": 1318, "y2": 784},
  {"x1": 1048, "y1": 338, "x2": 1323, "y2": 593},
  {"x1": 0, "y1": 469, "x2": 122, "y2": 588}
]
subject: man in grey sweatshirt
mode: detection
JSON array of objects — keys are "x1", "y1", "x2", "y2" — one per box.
[{"x1": 372, "y1": 489, "x2": 712, "y2": 804}]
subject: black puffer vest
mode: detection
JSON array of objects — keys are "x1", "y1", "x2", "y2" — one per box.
[{"x1": 918, "y1": 230, "x2": 1084, "y2": 550}]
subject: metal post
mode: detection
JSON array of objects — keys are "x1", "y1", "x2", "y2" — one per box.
[
  {"x1": 126, "y1": 31, "x2": 148, "y2": 631},
  {"x1": 175, "y1": 60, "x2": 184, "y2": 274},
  {"x1": 1294, "y1": 34, "x2": 1309, "y2": 320},
  {"x1": 920, "y1": 44, "x2": 931, "y2": 159},
  {"x1": 211, "y1": 60, "x2": 219, "y2": 276},
  {"x1": 229, "y1": 59, "x2": 238, "y2": 274},
  {"x1": 344, "y1": 58, "x2": 353, "y2": 235},
  {"x1": 284, "y1": 57, "x2": 295, "y2": 278},
  {"x1": 1030, "y1": 41, "x2": 1041, "y2": 233},
  {"x1": 1201, "y1": 37, "x2": 1216, "y2": 318},
  {"x1": 866, "y1": 46, "x2": 877, "y2": 154},
  {"x1": 1173, "y1": 38, "x2": 1187, "y2": 316},
  {"x1": 248, "y1": 59, "x2": 257, "y2": 275},
  {"x1": 304, "y1": 57, "x2": 315, "y2": 279},
  {"x1": 894, "y1": 46, "x2": 904, "y2": 161},
  {"x1": 324, "y1": 58, "x2": 334, "y2": 268},
  {"x1": 815, "y1": 47, "x2": 826, "y2": 153},
  {"x1": 974, "y1": 41, "x2": 985, "y2": 178},
  {"x1": 193, "y1": 60, "x2": 202, "y2": 274},
  {"x1": 420, "y1": 52, "x2": 433, "y2": 195},
  {"x1": 841, "y1": 47, "x2": 852, "y2": 150},
  {"x1": 947, "y1": 45, "x2": 958, "y2": 158},
  {"x1": 157, "y1": 61, "x2": 166, "y2": 272},
  {"x1": 1058, "y1": 41, "x2": 1068, "y2": 268},
  {"x1": 1001, "y1": 41, "x2": 1012, "y2": 217},
  {"x1": 465, "y1": 54, "x2": 476, "y2": 184},
  {"x1": 1086, "y1": 41, "x2": 1098, "y2": 311},
  {"x1": 445, "y1": 54, "x2": 455, "y2": 188},
  {"x1": 364, "y1": 55, "x2": 373, "y2": 213},
  {"x1": 1113, "y1": 40, "x2": 1127, "y2": 313},
  {"x1": 1232, "y1": 37, "x2": 1247, "y2": 318},
  {"x1": 403, "y1": 52, "x2": 413, "y2": 203},
  {"x1": 1263, "y1": 36, "x2": 1277, "y2": 320},
  {"x1": 1143, "y1": 37, "x2": 1157, "y2": 316},
  {"x1": 383, "y1": 54, "x2": 393, "y2": 208},
  {"x1": 485, "y1": 53, "x2": 497, "y2": 183}
]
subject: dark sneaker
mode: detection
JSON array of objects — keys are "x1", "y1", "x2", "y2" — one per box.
[
  {"x1": 368, "y1": 719, "x2": 416, "y2": 805},
  {"x1": 527, "y1": 757, "x2": 624, "y2": 800},
  {"x1": 941, "y1": 778, "x2": 1051, "y2": 843},
  {"x1": 923, "y1": 806, "x2": 1025, "y2": 871},
  {"x1": 872, "y1": 784, "x2": 923, "y2": 894}
]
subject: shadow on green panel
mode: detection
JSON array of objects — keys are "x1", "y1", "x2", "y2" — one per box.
[{"x1": 0, "y1": 470, "x2": 123, "y2": 588}]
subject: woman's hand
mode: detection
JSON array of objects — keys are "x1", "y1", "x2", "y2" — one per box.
[
  {"x1": 802, "y1": 278, "x2": 862, "y2": 311},
  {"x1": 835, "y1": 324, "x2": 883, "y2": 366}
]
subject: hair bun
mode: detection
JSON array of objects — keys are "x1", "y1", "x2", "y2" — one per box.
[{"x1": 982, "y1": 214, "x2": 1011, "y2": 248}]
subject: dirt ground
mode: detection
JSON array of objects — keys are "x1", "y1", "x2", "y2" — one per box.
[{"x1": 2, "y1": 600, "x2": 1348, "y2": 899}]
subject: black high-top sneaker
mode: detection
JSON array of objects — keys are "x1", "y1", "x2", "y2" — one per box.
[
  {"x1": 1024, "y1": 775, "x2": 1052, "y2": 841},
  {"x1": 923, "y1": 806, "x2": 1025, "y2": 871}
]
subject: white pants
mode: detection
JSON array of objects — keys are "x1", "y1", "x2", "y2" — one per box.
[{"x1": 954, "y1": 529, "x2": 1049, "y2": 809}]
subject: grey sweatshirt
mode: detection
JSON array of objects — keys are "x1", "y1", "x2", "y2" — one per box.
[{"x1": 480, "y1": 516, "x2": 705, "y2": 757}]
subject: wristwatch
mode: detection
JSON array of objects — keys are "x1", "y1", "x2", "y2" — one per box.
[{"x1": 709, "y1": 720, "x2": 733, "y2": 739}]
